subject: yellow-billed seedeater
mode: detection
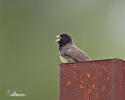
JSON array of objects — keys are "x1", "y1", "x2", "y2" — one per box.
[{"x1": 56, "y1": 33, "x2": 91, "y2": 63}]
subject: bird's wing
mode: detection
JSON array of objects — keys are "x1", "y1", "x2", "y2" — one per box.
[{"x1": 64, "y1": 46, "x2": 90, "y2": 62}]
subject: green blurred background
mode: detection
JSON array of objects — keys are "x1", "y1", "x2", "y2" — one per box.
[{"x1": 0, "y1": 0, "x2": 125, "y2": 100}]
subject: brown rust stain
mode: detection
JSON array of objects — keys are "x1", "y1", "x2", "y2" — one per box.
[
  {"x1": 80, "y1": 80, "x2": 84, "y2": 84},
  {"x1": 87, "y1": 90, "x2": 90, "y2": 94},
  {"x1": 92, "y1": 84, "x2": 95, "y2": 89},
  {"x1": 87, "y1": 73, "x2": 91, "y2": 78},
  {"x1": 80, "y1": 84, "x2": 84, "y2": 89},
  {"x1": 107, "y1": 77, "x2": 110, "y2": 80},
  {"x1": 87, "y1": 88, "x2": 92, "y2": 95},
  {"x1": 66, "y1": 81, "x2": 71, "y2": 86},
  {"x1": 83, "y1": 93, "x2": 89, "y2": 100},
  {"x1": 106, "y1": 68, "x2": 112, "y2": 74},
  {"x1": 101, "y1": 85, "x2": 106, "y2": 91},
  {"x1": 92, "y1": 84, "x2": 97, "y2": 91}
]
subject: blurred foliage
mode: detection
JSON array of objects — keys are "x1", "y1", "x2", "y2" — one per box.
[{"x1": 0, "y1": 0, "x2": 125, "y2": 100}]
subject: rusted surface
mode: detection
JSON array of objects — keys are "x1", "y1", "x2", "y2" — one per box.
[{"x1": 59, "y1": 58, "x2": 125, "y2": 100}]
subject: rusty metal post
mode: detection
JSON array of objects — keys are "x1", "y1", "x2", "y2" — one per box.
[{"x1": 59, "y1": 58, "x2": 125, "y2": 100}]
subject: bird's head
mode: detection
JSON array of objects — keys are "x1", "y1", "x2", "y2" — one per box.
[{"x1": 56, "y1": 34, "x2": 72, "y2": 48}]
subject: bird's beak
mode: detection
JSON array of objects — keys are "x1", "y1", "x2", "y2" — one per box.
[{"x1": 56, "y1": 35, "x2": 61, "y2": 42}]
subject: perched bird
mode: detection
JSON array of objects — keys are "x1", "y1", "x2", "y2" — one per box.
[{"x1": 56, "y1": 34, "x2": 91, "y2": 63}]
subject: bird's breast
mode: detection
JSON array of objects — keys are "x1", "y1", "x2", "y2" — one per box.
[
  {"x1": 60, "y1": 56, "x2": 68, "y2": 63},
  {"x1": 60, "y1": 55, "x2": 76, "y2": 63}
]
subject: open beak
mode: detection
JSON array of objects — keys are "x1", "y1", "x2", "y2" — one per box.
[{"x1": 56, "y1": 35, "x2": 61, "y2": 41}]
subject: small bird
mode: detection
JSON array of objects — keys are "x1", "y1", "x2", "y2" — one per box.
[{"x1": 56, "y1": 34, "x2": 91, "y2": 63}]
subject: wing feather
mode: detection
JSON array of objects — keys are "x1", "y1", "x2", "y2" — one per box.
[{"x1": 64, "y1": 46, "x2": 90, "y2": 62}]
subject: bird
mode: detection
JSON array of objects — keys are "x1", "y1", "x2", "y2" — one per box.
[{"x1": 56, "y1": 33, "x2": 91, "y2": 63}]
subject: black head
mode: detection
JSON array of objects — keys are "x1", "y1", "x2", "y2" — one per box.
[{"x1": 56, "y1": 34, "x2": 72, "y2": 49}]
